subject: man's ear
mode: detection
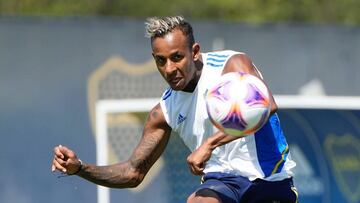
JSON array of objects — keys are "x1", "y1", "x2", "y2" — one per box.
[{"x1": 192, "y1": 43, "x2": 201, "y2": 60}]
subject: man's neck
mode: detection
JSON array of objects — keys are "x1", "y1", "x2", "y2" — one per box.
[{"x1": 182, "y1": 58, "x2": 203, "y2": 93}]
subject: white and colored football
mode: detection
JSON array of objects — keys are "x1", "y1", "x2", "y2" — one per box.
[{"x1": 205, "y1": 72, "x2": 271, "y2": 136}]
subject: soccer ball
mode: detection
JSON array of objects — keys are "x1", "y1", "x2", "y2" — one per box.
[{"x1": 205, "y1": 72, "x2": 271, "y2": 136}]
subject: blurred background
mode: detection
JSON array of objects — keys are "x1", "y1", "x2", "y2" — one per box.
[{"x1": 0, "y1": 0, "x2": 359, "y2": 203}]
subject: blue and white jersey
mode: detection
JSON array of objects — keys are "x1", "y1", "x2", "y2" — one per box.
[{"x1": 159, "y1": 50, "x2": 296, "y2": 181}]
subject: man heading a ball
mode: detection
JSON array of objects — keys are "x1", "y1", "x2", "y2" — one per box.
[{"x1": 52, "y1": 16, "x2": 297, "y2": 203}]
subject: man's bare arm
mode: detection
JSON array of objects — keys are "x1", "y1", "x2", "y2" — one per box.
[
  {"x1": 223, "y1": 53, "x2": 278, "y2": 114},
  {"x1": 52, "y1": 104, "x2": 171, "y2": 188}
]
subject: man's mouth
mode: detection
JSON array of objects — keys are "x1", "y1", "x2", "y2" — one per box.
[{"x1": 170, "y1": 77, "x2": 181, "y2": 84}]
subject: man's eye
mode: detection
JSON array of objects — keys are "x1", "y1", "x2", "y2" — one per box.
[
  {"x1": 172, "y1": 55, "x2": 183, "y2": 62},
  {"x1": 156, "y1": 57, "x2": 166, "y2": 65}
]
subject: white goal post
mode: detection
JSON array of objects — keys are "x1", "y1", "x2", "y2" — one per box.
[
  {"x1": 95, "y1": 95, "x2": 360, "y2": 203},
  {"x1": 95, "y1": 98, "x2": 159, "y2": 203}
]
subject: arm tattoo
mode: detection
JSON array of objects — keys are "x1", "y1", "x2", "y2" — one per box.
[
  {"x1": 130, "y1": 104, "x2": 169, "y2": 173},
  {"x1": 77, "y1": 104, "x2": 170, "y2": 188},
  {"x1": 130, "y1": 132, "x2": 162, "y2": 172},
  {"x1": 149, "y1": 104, "x2": 160, "y2": 120}
]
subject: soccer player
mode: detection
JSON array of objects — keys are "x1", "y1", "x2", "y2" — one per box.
[{"x1": 52, "y1": 16, "x2": 298, "y2": 203}]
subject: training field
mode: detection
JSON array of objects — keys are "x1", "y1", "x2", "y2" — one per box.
[{"x1": 0, "y1": 17, "x2": 359, "y2": 203}]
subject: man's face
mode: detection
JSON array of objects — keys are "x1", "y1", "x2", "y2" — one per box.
[{"x1": 151, "y1": 29, "x2": 198, "y2": 91}]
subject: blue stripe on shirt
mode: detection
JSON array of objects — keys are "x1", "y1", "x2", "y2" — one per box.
[
  {"x1": 206, "y1": 62, "x2": 223, "y2": 68},
  {"x1": 162, "y1": 88, "x2": 172, "y2": 100},
  {"x1": 207, "y1": 57, "x2": 226, "y2": 63},
  {"x1": 208, "y1": 53, "x2": 229, "y2": 58},
  {"x1": 254, "y1": 114, "x2": 289, "y2": 177}
]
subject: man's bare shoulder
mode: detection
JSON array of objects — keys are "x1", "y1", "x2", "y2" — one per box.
[
  {"x1": 223, "y1": 52, "x2": 255, "y2": 74},
  {"x1": 146, "y1": 103, "x2": 171, "y2": 130}
]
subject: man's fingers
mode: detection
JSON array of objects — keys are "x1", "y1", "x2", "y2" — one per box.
[
  {"x1": 188, "y1": 161, "x2": 204, "y2": 176},
  {"x1": 52, "y1": 159, "x2": 67, "y2": 173},
  {"x1": 54, "y1": 156, "x2": 66, "y2": 165},
  {"x1": 196, "y1": 168, "x2": 204, "y2": 175},
  {"x1": 54, "y1": 145, "x2": 65, "y2": 159},
  {"x1": 52, "y1": 144, "x2": 80, "y2": 175},
  {"x1": 58, "y1": 145, "x2": 75, "y2": 158},
  {"x1": 54, "y1": 145, "x2": 77, "y2": 161},
  {"x1": 193, "y1": 161, "x2": 205, "y2": 175}
]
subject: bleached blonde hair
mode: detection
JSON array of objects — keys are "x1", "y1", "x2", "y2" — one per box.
[{"x1": 145, "y1": 16, "x2": 195, "y2": 48}]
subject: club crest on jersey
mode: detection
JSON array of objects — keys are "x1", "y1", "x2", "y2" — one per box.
[{"x1": 177, "y1": 114, "x2": 187, "y2": 125}]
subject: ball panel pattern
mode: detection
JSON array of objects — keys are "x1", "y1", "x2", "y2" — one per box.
[{"x1": 205, "y1": 72, "x2": 271, "y2": 136}]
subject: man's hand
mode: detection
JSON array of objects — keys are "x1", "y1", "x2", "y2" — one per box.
[
  {"x1": 187, "y1": 131, "x2": 241, "y2": 176},
  {"x1": 186, "y1": 143, "x2": 213, "y2": 176},
  {"x1": 51, "y1": 145, "x2": 82, "y2": 175}
]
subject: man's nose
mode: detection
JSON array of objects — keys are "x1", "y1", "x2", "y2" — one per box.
[{"x1": 165, "y1": 60, "x2": 176, "y2": 75}]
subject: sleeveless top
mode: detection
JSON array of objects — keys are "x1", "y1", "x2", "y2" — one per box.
[{"x1": 159, "y1": 50, "x2": 296, "y2": 181}]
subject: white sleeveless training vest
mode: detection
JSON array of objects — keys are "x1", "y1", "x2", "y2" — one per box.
[{"x1": 159, "y1": 50, "x2": 296, "y2": 181}]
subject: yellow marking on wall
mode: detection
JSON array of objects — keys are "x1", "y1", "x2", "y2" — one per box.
[
  {"x1": 86, "y1": 56, "x2": 162, "y2": 193},
  {"x1": 87, "y1": 56, "x2": 156, "y2": 135}
]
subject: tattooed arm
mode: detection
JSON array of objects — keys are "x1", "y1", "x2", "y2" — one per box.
[{"x1": 51, "y1": 103, "x2": 172, "y2": 188}]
